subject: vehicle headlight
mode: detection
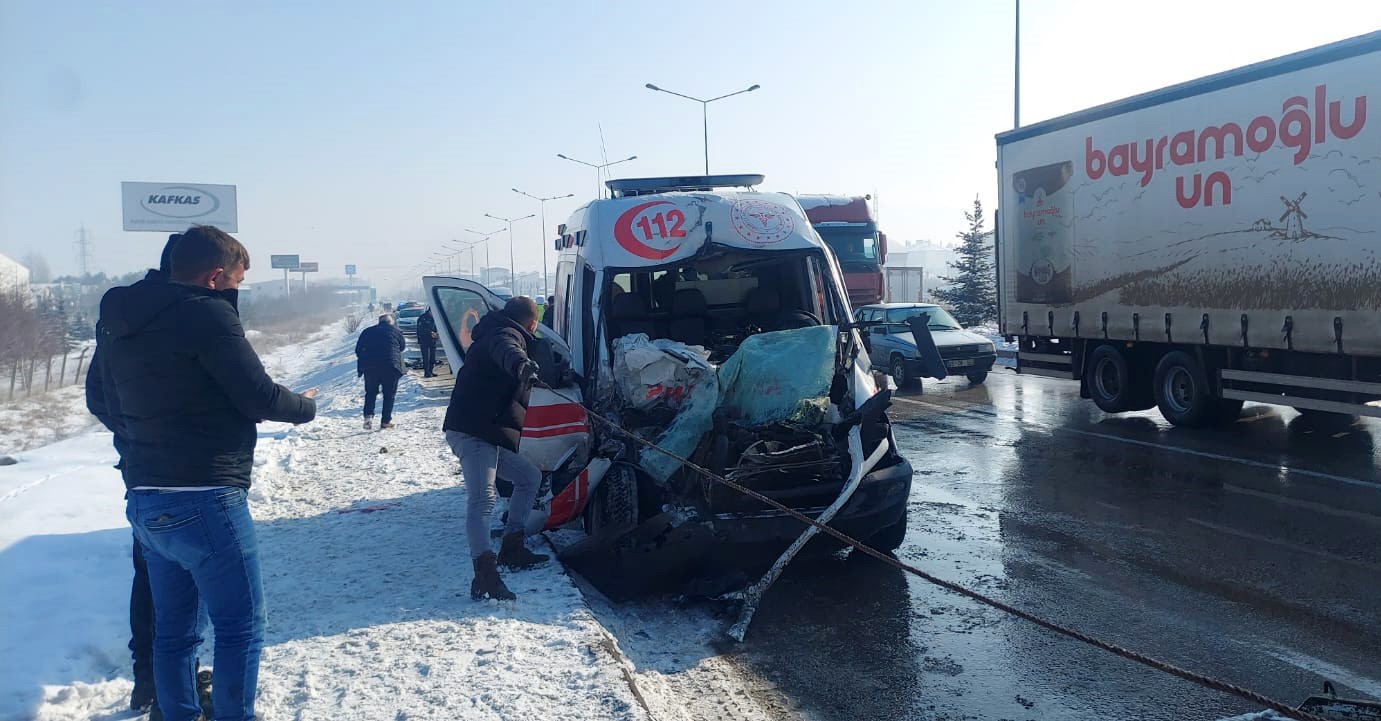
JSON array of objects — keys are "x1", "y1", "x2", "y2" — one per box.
[{"x1": 982, "y1": 342, "x2": 995, "y2": 354}]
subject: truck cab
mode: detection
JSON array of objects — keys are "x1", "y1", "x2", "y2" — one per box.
[
  {"x1": 424, "y1": 175, "x2": 913, "y2": 580},
  {"x1": 796, "y1": 194, "x2": 887, "y2": 307}
]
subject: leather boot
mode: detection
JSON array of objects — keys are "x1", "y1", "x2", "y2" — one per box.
[
  {"x1": 471, "y1": 552, "x2": 515, "y2": 601},
  {"x1": 498, "y1": 532, "x2": 549, "y2": 569}
]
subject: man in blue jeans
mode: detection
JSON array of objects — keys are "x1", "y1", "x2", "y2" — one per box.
[
  {"x1": 94, "y1": 225, "x2": 317, "y2": 720},
  {"x1": 442, "y1": 296, "x2": 549, "y2": 601}
]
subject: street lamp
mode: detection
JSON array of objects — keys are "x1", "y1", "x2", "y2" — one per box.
[
  {"x1": 464, "y1": 227, "x2": 503, "y2": 284},
  {"x1": 644, "y1": 82, "x2": 760, "y2": 174},
  {"x1": 513, "y1": 188, "x2": 575, "y2": 295},
  {"x1": 446, "y1": 239, "x2": 484, "y2": 278},
  {"x1": 556, "y1": 153, "x2": 637, "y2": 199},
  {"x1": 484, "y1": 212, "x2": 534, "y2": 292}
]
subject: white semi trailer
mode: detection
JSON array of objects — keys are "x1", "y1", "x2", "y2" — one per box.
[{"x1": 995, "y1": 31, "x2": 1381, "y2": 426}]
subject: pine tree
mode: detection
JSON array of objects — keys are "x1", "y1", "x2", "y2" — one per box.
[{"x1": 932, "y1": 196, "x2": 997, "y2": 326}]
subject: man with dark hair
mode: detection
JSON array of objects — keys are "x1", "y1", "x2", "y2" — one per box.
[
  {"x1": 542, "y1": 295, "x2": 555, "y2": 327},
  {"x1": 355, "y1": 313, "x2": 406, "y2": 428},
  {"x1": 443, "y1": 295, "x2": 548, "y2": 601},
  {"x1": 94, "y1": 224, "x2": 317, "y2": 721},
  {"x1": 87, "y1": 233, "x2": 180, "y2": 717},
  {"x1": 416, "y1": 307, "x2": 439, "y2": 378}
]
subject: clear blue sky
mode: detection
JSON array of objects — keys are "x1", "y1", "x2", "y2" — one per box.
[{"x1": 2, "y1": 0, "x2": 1378, "y2": 291}]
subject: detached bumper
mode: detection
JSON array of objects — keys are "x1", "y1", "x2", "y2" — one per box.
[
  {"x1": 558, "y1": 457, "x2": 914, "y2": 600},
  {"x1": 707, "y1": 457, "x2": 913, "y2": 546}
]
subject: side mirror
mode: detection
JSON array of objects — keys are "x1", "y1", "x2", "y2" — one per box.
[{"x1": 877, "y1": 231, "x2": 888, "y2": 263}]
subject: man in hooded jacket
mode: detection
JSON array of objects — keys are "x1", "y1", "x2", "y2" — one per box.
[
  {"x1": 442, "y1": 296, "x2": 549, "y2": 601},
  {"x1": 93, "y1": 225, "x2": 317, "y2": 721}
]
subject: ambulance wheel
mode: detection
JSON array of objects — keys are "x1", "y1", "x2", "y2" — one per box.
[{"x1": 584, "y1": 464, "x2": 639, "y2": 537}]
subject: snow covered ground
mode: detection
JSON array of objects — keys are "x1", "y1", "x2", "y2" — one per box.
[
  {"x1": 0, "y1": 319, "x2": 651, "y2": 721},
  {"x1": 0, "y1": 385, "x2": 99, "y2": 457}
]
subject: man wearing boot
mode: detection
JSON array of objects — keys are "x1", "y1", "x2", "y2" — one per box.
[
  {"x1": 442, "y1": 296, "x2": 549, "y2": 601},
  {"x1": 355, "y1": 314, "x2": 406, "y2": 429}
]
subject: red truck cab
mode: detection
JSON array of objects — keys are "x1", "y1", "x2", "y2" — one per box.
[{"x1": 797, "y1": 195, "x2": 887, "y2": 307}]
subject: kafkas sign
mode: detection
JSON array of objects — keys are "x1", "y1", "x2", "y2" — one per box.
[{"x1": 121, "y1": 182, "x2": 238, "y2": 232}]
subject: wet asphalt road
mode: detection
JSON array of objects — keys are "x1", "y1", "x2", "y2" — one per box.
[{"x1": 731, "y1": 368, "x2": 1381, "y2": 721}]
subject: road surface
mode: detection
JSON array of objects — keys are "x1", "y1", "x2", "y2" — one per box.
[{"x1": 725, "y1": 368, "x2": 1381, "y2": 720}]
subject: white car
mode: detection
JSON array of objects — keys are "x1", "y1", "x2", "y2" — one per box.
[{"x1": 394, "y1": 306, "x2": 425, "y2": 334}]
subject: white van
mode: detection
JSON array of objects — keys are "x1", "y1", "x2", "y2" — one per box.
[{"x1": 424, "y1": 175, "x2": 913, "y2": 578}]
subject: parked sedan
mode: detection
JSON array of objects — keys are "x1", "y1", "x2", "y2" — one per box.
[
  {"x1": 855, "y1": 303, "x2": 996, "y2": 386},
  {"x1": 395, "y1": 306, "x2": 425, "y2": 334}
]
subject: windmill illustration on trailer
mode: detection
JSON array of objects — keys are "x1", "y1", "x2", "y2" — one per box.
[{"x1": 1279, "y1": 192, "x2": 1308, "y2": 239}]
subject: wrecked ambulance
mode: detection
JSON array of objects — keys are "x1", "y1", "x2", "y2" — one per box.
[{"x1": 423, "y1": 174, "x2": 913, "y2": 577}]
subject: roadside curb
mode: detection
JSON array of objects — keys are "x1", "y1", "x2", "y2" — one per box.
[{"x1": 543, "y1": 535, "x2": 661, "y2": 721}]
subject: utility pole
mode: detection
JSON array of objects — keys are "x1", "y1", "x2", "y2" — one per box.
[{"x1": 74, "y1": 225, "x2": 93, "y2": 277}]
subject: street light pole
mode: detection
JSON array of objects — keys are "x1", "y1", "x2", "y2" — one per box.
[
  {"x1": 513, "y1": 188, "x2": 575, "y2": 295},
  {"x1": 485, "y1": 212, "x2": 534, "y2": 293},
  {"x1": 644, "y1": 82, "x2": 760, "y2": 174},
  {"x1": 464, "y1": 227, "x2": 503, "y2": 284},
  {"x1": 557, "y1": 153, "x2": 637, "y2": 199}
]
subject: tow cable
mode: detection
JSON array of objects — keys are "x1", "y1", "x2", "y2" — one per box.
[{"x1": 534, "y1": 380, "x2": 1329, "y2": 721}]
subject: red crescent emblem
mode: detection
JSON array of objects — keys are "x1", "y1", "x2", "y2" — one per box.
[{"x1": 615, "y1": 200, "x2": 682, "y2": 260}]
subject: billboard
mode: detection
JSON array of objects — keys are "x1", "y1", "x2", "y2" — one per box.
[
  {"x1": 270, "y1": 255, "x2": 300, "y2": 270},
  {"x1": 345, "y1": 264, "x2": 357, "y2": 275},
  {"x1": 122, "y1": 182, "x2": 238, "y2": 232},
  {"x1": 298, "y1": 261, "x2": 320, "y2": 273}
]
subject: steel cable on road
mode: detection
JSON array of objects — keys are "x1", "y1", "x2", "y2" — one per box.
[{"x1": 536, "y1": 381, "x2": 1328, "y2": 721}]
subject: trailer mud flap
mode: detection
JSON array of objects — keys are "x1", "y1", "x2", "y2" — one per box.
[{"x1": 557, "y1": 511, "x2": 719, "y2": 602}]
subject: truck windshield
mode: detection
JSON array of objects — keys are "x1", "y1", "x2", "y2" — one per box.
[{"x1": 816, "y1": 227, "x2": 879, "y2": 264}]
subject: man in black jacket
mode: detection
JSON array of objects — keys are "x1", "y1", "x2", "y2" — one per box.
[
  {"x1": 416, "y1": 308, "x2": 439, "y2": 377},
  {"x1": 443, "y1": 296, "x2": 549, "y2": 601},
  {"x1": 93, "y1": 225, "x2": 317, "y2": 721},
  {"x1": 355, "y1": 314, "x2": 406, "y2": 429}
]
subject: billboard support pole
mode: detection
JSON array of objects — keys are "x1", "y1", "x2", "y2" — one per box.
[{"x1": 284, "y1": 268, "x2": 290, "y2": 298}]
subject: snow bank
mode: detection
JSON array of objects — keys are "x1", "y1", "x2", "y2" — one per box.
[{"x1": 2, "y1": 318, "x2": 648, "y2": 721}]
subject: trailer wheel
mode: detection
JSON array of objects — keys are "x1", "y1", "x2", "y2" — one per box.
[
  {"x1": 583, "y1": 464, "x2": 639, "y2": 537},
  {"x1": 1153, "y1": 351, "x2": 1229, "y2": 427},
  {"x1": 1088, "y1": 345, "x2": 1150, "y2": 413}
]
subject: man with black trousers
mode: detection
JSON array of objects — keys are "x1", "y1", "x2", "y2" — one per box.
[
  {"x1": 416, "y1": 307, "x2": 439, "y2": 377},
  {"x1": 87, "y1": 233, "x2": 180, "y2": 718},
  {"x1": 94, "y1": 225, "x2": 317, "y2": 721},
  {"x1": 355, "y1": 314, "x2": 406, "y2": 429},
  {"x1": 443, "y1": 296, "x2": 549, "y2": 601}
]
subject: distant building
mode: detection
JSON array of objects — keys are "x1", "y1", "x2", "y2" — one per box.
[
  {"x1": 0, "y1": 253, "x2": 31, "y2": 296},
  {"x1": 887, "y1": 240, "x2": 959, "y2": 302}
]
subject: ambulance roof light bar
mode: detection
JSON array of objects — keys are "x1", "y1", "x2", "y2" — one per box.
[{"x1": 605, "y1": 174, "x2": 766, "y2": 198}]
